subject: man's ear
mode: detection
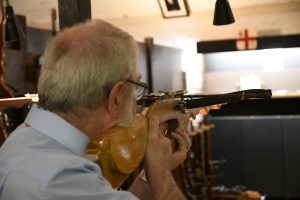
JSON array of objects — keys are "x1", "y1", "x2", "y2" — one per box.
[{"x1": 107, "y1": 81, "x2": 125, "y2": 118}]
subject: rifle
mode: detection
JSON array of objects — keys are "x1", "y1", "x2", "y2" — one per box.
[{"x1": 85, "y1": 89, "x2": 272, "y2": 189}]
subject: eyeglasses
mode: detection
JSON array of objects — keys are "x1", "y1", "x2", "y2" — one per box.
[{"x1": 127, "y1": 79, "x2": 149, "y2": 100}]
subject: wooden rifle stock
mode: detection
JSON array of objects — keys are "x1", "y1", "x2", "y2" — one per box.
[{"x1": 85, "y1": 89, "x2": 272, "y2": 189}]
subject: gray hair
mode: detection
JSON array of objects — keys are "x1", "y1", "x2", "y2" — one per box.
[{"x1": 38, "y1": 19, "x2": 139, "y2": 116}]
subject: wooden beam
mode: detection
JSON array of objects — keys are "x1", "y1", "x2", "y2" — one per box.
[
  {"x1": 197, "y1": 34, "x2": 300, "y2": 54},
  {"x1": 58, "y1": 0, "x2": 91, "y2": 30}
]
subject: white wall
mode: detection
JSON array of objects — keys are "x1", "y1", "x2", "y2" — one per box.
[{"x1": 104, "y1": 2, "x2": 300, "y2": 93}]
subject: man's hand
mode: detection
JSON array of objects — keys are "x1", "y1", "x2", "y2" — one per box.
[
  {"x1": 143, "y1": 115, "x2": 173, "y2": 171},
  {"x1": 143, "y1": 115, "x2": 192, "y2": 173},
  {"x1": 156, "y1": 118, "x2": 191, "y2": 170},
  {"x1": 139, "y1": 115, "x2": 188, "y2": 200},
  {"x1": 169, "y1": 128, "x2": 191, "y2": 169}
]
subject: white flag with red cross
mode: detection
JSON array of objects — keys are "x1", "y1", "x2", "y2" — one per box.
[{"x1": 236, "y1": 29, "x2": 258, "y2": 50}]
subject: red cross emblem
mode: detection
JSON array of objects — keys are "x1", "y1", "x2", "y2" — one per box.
[{"x1": 236, "y1": 29, "x2": 257, "y2": 50}]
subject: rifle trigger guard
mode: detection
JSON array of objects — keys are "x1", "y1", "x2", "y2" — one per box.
[{"x1": 174, "y1": 101, "x2": 189, "y2": 114}]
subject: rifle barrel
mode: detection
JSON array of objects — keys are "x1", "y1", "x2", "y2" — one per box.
[{"x1": 185, "y1": 89, "x2": 272, "y2": 109}]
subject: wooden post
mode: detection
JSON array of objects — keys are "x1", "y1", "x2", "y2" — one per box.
[
  {"x1": 144, "y1": 37, "x2": 154, "y2": 93},
  {"x1": 0, "y1": 0, "x2": 13, "y2": 99}
]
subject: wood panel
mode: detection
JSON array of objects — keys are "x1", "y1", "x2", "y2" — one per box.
[
  {"x1": 4, "y1": 50, "x2": 28, "y2": 96},
  {"x1": 151, "y1": 44, "x2": 183, "y2": 93}
]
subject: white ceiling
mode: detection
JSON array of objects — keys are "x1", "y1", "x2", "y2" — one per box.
[{"x1": 9, "y1": 0, "x2": 300, "y2": 29}]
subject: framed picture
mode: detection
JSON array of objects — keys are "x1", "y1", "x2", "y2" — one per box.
[{"x1": 158, "y1": 0, "x2": 190, "y2": 18}]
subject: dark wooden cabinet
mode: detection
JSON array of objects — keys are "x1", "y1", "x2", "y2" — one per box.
[{"x1": 209, "y1": 115, "x2": 300, "y2": 198}]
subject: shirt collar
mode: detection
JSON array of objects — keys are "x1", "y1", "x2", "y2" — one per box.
[{"x1": 25, "y1": 104, "x2": 91, "y2": 156}]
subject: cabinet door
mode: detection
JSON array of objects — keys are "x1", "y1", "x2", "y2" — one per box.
[
  {"x1": 282, "y1": 117, "x2": 300, "y2": 197},
  {"x1": 210, "y1": 117, "x2": 244, "y2": 187},
  {"x1": 242, "y1": 117, "x2": 284, "y2": 196}
]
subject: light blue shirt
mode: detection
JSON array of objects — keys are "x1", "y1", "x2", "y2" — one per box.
[{"x1": 0, "y1": 104, "x2": 138, "y2": 200}]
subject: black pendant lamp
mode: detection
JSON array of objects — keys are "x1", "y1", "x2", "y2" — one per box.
[
  {"x1": 5, "y1": 0, "x2": 25, "y2": 42},
  {"x1": 213, "y1": 0, "x2": 235, "y2": 26}
]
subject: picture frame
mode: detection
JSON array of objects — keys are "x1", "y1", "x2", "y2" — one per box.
[{"x1": 158, "y1": 0, "x2": 190, "y2": 18}]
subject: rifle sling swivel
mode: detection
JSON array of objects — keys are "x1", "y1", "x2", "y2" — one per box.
[{"x1": 174, "y1": 101, "x2": 190, "y2": 114}]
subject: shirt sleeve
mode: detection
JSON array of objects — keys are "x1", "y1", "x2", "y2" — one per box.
[{"x1": 43, "y1": 163, "x2": 139, "y2": 200}]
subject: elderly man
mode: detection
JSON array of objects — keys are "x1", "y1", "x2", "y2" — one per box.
[{"x1": 0, "y1": 19, "x2": 190, "y2": 200}]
